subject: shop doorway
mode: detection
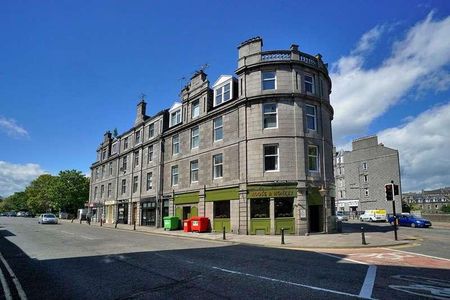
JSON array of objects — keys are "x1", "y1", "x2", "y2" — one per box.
[
  {"x1": 161, "y1": 199, "x2": 169, "y2": 227},
  {"x1": 118, "y1": 203, "x2": 128, "y2": 224},
  {"x1": 142, "y1": 201, "x2": 156, "y2": 226},
  {"x1": 183, "y1": 206, "x2": 191, "y2": 220},
  {"x1": 132, "y1": 203, "x2": 137, "y2": 225},
  {"x1": 309, "y1": 205, "x2": 322, "y2": 232}
]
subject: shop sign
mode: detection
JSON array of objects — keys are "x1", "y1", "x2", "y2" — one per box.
[{"x1": 248, "y1": 189, "x2": 296, "y2": 198}]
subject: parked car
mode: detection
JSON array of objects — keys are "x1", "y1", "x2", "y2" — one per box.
[
  {"x1": 7, "y1": 211, "x2": 17, "y2": 217},
  {"x1": 38, "y1": 213, "x2": 58, "y2": 224},
  {"x1": 388, "y1": 213, "x2": 432, "y2": 228},
  {"x1": 359, "y1": 210, "x2": 387, "y2": 222},
  {"x1": 336, "y1": 211, "x2": 348, "y2": 221}
]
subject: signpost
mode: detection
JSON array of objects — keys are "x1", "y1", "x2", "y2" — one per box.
[{"x1": 385, "y1": 181, "x2": 400, "y2": 241}]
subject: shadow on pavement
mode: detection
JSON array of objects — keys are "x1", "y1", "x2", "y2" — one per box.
[{"x1": 0, "y1": 227, "x2": 449, "y2": 299}]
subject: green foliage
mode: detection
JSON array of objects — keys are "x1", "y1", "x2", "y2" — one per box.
[
  {"x1": 0, "y1": 170, "x2": 89, "y2": 215},
  {"x1": 53, "y1": 170, "x2": 90, "y2": 214},
  {"x1": 25, "y1": 174, "x2": 58, "y2": 213},
  {"x1": 441, "y1": 205, "x2": 450, "y2": 213}
]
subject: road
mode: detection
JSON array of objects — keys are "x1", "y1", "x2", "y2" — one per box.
[{"x1": 0, "y1": 217, "x2": 449, "y2": 299}]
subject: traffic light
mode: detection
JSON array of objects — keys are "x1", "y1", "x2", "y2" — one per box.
[
  {"x1": 385, "y1": 184, "x2": 394, "y2": 201},
  {"x1": 394, "y1": 184, "x2": 399, "y2": 196}
]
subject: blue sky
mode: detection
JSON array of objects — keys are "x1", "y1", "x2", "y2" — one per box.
[{"x1": 1, "y1": 0, "x2": 450, "y2": 196}]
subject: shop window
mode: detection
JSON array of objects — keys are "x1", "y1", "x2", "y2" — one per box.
[
  {"x1": 251, "y1": 198, "x2": 270, "y2": 218},
  {"x1": 275, "y1": 198, "x2": 293, "y2": 218},
  {"x1": 214, "y1": 201, "x2": 230, "y2": 218}
]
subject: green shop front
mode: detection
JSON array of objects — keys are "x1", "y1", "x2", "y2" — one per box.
[
  {"x1": 174, "y1": 192, "x2": 198, "y2": 226},
  {"x1": 205, "y1": 187, "x2": 239, "y2": 233},
  {"x1": 248, "y1": 185, "x2": 297, "y2": 235}
]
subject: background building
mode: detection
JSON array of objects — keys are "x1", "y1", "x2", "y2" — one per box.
[
  {"x1": 334, "y1": 136, "x2": 402, "y2": 215},
  {"x1": 89, "y1": 37, "x2": 335, "y2": 235},
  {"x1": 403, "y1": 188, "x2": 450, "y2": 213}
]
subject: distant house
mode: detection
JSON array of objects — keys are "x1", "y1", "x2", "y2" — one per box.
[
  {"x1": 403, "y1": 188, "x2": 450, "y2": 213},
  {"x1": 334, "y1": 136, "x2": 402, "y2": 214}
]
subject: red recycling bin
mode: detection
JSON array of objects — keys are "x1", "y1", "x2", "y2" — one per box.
[
  {"x1": 183, "y1": 219, "x2": 192, "y2": 232},
  {"x1": 190, "y1": 217, "x2": 209, "y2": 232}
]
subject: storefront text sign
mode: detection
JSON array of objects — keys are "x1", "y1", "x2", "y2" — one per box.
[{"x1": 248, "y1": 189, "x2": 296, "y2": 198}]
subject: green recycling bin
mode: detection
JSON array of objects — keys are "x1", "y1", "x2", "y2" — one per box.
[{"x1": 164, "y1": 216, "x2": 179, "y2": 230}]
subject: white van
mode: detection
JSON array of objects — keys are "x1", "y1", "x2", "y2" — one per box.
[{"x1": 359, "y1": 210, "x2": 387, "y2": 222}]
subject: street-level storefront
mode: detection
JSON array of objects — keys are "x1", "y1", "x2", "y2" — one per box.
[
  {"x1": 205, "y1": 187, "x2": 239, "y2": 233},
  {"x1": 248, "y1": 185, "x2": 296, "y2": 235},
  {"x1": 141, "y1": 197, "x2": 157, "y2": 226},
  {"x1": 161, "y1": 198, "x2": 170, "y2": 227},
  {"x1": 174, "y1": 192, "x2": 198, "y2": 226},
  {"x1": 104, "y1": 201, "x2": 115, "y2": 223},
  {"x1": 117, "y1": 201, "x2": 129, "y2": 224}
]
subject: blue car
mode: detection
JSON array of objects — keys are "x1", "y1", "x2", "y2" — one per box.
[{"x1": 388, "y1": 214, "x2": 432, "y2": 228}]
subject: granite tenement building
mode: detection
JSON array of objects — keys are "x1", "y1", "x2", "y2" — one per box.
[
  {"x1": 89, "y1": 37, "x2": 335, "y2": 235},
  {"x1": 334, "y1": 136, "x2": 402, "y2": 214}
]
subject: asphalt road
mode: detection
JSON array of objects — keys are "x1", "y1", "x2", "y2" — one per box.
[
  {"x1": 0, "y1": 217, "x2": 449, "y2": 300},
  {"x1": 343, "y1": 220, "x2": 450, "y2": 259}
]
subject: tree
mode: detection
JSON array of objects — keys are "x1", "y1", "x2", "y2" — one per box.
[
  {"x1": 441, "y1": 205, "x2": 450, "y2": 214},
  {"x1": 0, "y1": 192, "x2": 29, "y2": 212},
  {"x1": 25, "y1": 174, "x2": 58, "y2": 214},
  {"x1": 53, "y1": 170, "x2": 89, "y2": 214}
]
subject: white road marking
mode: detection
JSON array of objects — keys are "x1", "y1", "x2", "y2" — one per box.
[
  {"x1": 359, "y1": 265, "x2": 377, "y2": 298},
  {"x1": 211, "y1": 266, "x2": 372, "y2": 299},
  {"x1": 0, "y1": 252, "x2": 27, "y2": 300},
  {"x1": 315, "y1": 251, "x2": 370, "y2": 265},
  {"x1": 383, "y1": 247, "x2": 450, "y2": 262},
  {"x1": 349, "y1": 252, "x2": 414, "y2": 261},
  {"x1": 0, "y1": 260, "x2": 12, "y2": 300}
]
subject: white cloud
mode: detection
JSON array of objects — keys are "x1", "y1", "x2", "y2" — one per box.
[
  {"x1": 0, "y1": 161, "x2": 46, "y2": 197},
  {"x1": 378, "y1": 102, "x2": 450, "y2": 192},
  {"x1": 0, "y1": 116, "x2": 29, "y2": 138},
  {"x1": 331, "y1": 12, "x2": 450, "y2": 144}
]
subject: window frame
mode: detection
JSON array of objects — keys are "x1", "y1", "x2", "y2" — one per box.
[
  {"x1": 135, "y1": 130, "x2": 141, "y2": 145},
  {"x1": 172, "y1": 134, "x2": 180, "y2": 155},
  {"x1": 148, "y1": 123, "x2": 155, "y2": 139},
  {"x1": 264, "y1": 144, "x2": 279, "y2": 172},
  {"x1": 190, "y1": 160, "x2": 199, "y2": 183},
  {"x1": 305, "y1": 104, "x2": 317, "y2": 131},
  {"x1": 191, "y1": 126, "x2": 199, "y2": 149},
  {"x1": 146, "y1": 172, "x2": 153, "y2": 191},
  {"x1": 213, "y1": 116, "x2": 223, "y2": 142},
  {"x1": 147, "y1": 145, "x2": 154, "y2": 163},
  {"x1": 121, "y1": 179, "x2": 126, "y2": 194},
  {"x1": 263, "y1": 103, "x2": 278, "y2": 129},
  {"x1": 213, "y1": 154, "x2": 223, "y2": 179},
  {"x1": 170, "y1": 109, "x2": 182, "y2": 127},
  {"x1": 191, "y1": 99, "x2": 200, "y2": 119},
  {"x1": 123, "y1": 137, "x2": 129, "y2": 150},
  {"x1": 134, "y1": 151, "x2": 139, "y2": 167},
  {"x1": 262, "y1": 71, "x2": 276, "y2": 90},
  {"x1": 214, "y1": 82, "x2": 232, "y2": 107},
  {"x1": 171, "y1": 165, "x2": 179, "y2": 186},
  {"x1": 308, "y1": 145, "x2": 319, "y2": 172},
  {"x1": 362, "y1": 162, "x2": 368, "y2": 170},
  {"x1": 122, "y1": 156, "x2": 127, "y2": 171},
  {"x1": 133, "y1": 176, "x2": 138, "y2": 193},
  {"x1": 107, "y1": 183, "x2": 112, "y2": 198},
  {"x1": 304, "y1": 73, "x2": 315, "y2": 94}
]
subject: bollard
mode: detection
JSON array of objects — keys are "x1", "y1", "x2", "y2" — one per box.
[
  {"x1": 223, "y1": 226, "x2": 226, "y2": 240},
  {"x1": 115, "y1": 220, "x2": 118, "y2": 229},
  {"x1": 133, "y1": 220, "x2": 136, "y2": 231},
  {"x1": 281, "y1": 228, "x2": 285, "y2": 245},
  {"x1": 100, "y1": 218, "x2": 103, "y2": 227},
  {"x1": 79, "y1": 218, "x2": 82, "y2": 224},
  {"x1": 361, "y1": 226, "x2": 367, "y2": 245},
  {"x1": 71, "y1": 218, "x2": 74, "y2": 223}
]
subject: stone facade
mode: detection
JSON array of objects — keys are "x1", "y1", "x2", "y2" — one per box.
[
  {"x1": 334, "y1": 136, "x2": 402, "y2": 214},
  {"x1": 89, "y1": 37, "x2": 335, "y2": 235},
  {"x1": 403, "y1": 188, "x2": 450, "y2": 214}
]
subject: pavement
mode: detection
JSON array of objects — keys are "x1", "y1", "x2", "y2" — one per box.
[{"x1": 63, "y1": 219, "x2": 418, "y2": 249}]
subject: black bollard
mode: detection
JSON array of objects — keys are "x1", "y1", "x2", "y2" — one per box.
[
  {"x1": 100, "y1": 218, "x2": 103, "y2": 227},
  {"x1": 361, "y1": 226, "x2": 367, "y2": 245},
  {"x1": 223, "y1": 226, "x2": 226, "y2": 240},
  {"x1": 79, "y1": 218, "x2": 82, "y2": 224},
  {"x1": 281, "y1": 228, "x2": 285, "y2": 245},
  {"x1": 71, "y1": 218, "x2": 74, "y2": 223},
  {"x1": 133, "y1": 220, "x2": 136, "y2": 231},
  {"x1": 115, "y1": 220, "x2": 118, "y2": 229}
]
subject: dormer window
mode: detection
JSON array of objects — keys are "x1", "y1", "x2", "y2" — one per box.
[
  {"x1": 215, "y1": 83, "x2": 231, "y2": 106},
  {"x1": 213, "y1": 75, "x2": 235, "y2": 107},
  {"x1": 169, "y1": 102, "x2": 183, "y2": 127}
]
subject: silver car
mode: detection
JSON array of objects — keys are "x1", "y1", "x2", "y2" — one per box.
[
  {"x1": 38, "y1": 213, "x2": 58, "y2": 224},
  {"x1": 336, "y1": 211, "x2": 349, "y2": 221}
]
